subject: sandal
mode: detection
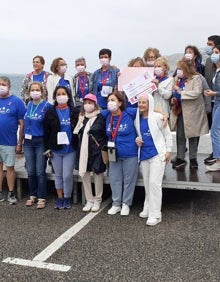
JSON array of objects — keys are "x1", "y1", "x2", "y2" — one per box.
[
  {"x1": 37, "y1": 199, "x2": 46, "y2": 209},
  {"x1": 25, "y1": 197, "x2": 37, "y2": 207}
]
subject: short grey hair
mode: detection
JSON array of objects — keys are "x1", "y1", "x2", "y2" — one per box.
[
  {"x1": 75, "y1": 57, "x2": 86, "y2": 64},
  {"x1": 0, "y1": 76, "x2": 11, "y2": 87}
]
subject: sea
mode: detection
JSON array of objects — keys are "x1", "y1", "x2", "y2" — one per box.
[{"x1": 0, "y1": 73, "x2": 24, "y2": 97}]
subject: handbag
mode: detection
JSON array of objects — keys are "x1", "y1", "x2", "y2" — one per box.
[{"x1": 89, "y1": 133, "x2": 109, "y2": 165}]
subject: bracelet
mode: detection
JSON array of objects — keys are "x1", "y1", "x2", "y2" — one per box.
[{"x1": 17, "y1": 144, "x2": 22, "y2": 146}]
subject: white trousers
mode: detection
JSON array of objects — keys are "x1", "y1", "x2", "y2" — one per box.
[
  {"x1": 82, "y1": 172, "x2": 103, "y2": 203},
  {"x1": 141, "y1": 155, "x2": 166, "y2": 218}
]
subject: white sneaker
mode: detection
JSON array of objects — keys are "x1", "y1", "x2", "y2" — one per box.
[
  {"x1": 139, "y1": 209, "x2": 148, "y2": 218},
  {"x1": 7, "y1": 193, "x2": 17, "y2": 205},
  {"x1": 206, "y1": 161, "x2": 220, "y2": 171},
  {"x1": 146, "y1": 217, "x2": 161, "y2": 226},
  {"x1": 120, "y1": 204, "x2": 130, "y2": 216},
  {"x1": 91, "y1": 202, "x2": 100, "y2": 212},
  {"x1": 82, "y1": 201, "x2": 93, "y2": 212},
  {"x1": 108, "y1": 205, "x2": 121, "y2": 215}
]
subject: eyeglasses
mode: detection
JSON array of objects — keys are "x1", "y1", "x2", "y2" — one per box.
[{"x1": 58, "y1": 63, "x2": 67, "y2": 67}]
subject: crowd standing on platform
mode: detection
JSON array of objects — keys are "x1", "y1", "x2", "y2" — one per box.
[{"x1": 1, "y1": 35, "x2": 220, "y2": 226}]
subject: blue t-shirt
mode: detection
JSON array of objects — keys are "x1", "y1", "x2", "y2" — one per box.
[
  {"x1": 57, "y1": 77, "x2": 71, "y2": 94},
  {"x1": 102, "y1": 108, "x2": 138, "y2": 158},
  {"x1": 77, "y1": 75, "x2": 90, "y2": 99},
  {"x1": 0, "y1": 95, "x2": 26, "y2": 146},
  {"x1": 24, "y1": 100, "x2": 52, "y2": 137},
  {"x1": 139, "y1": 116, "x2": 158, "y2": 161},
  {"x1": 52, "y1": 107, "x2": 74, "y2": 154},
  {"x1": 33, "y1": 71, "x2": 45, "y2": 82}
]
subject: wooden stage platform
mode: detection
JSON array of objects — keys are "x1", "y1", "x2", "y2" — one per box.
[{"x1": 11, "y1": 152, "x2": 220, "y2": 202}]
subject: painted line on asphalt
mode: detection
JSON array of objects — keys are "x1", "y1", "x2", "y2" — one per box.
[{"x1": 2, "y1": 198, "x2": 111, "y2": 272}]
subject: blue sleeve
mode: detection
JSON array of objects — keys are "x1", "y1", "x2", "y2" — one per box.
[
  {"x1": 125, "y1": 107, "x2": 137, "y2": 120},
  {"x1": 101, "y1": 109, "x2": 109, "y2": 118}
]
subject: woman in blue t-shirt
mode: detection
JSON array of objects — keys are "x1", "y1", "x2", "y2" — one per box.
[
  {"x1": 23, "y1": 82, "x2": 52, "y2": 209},
  {"x1": 43, "y1": 86, "x2": 79, "y2": 209},
  {"x1": 101, "y1": 91, "x2": 138, "y2": 216},
  {"x1": 135, "y1": 93, "x2": 172, "y2": 226}
]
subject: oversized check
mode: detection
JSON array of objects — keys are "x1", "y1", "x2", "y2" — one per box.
[{"x1": 122, "y1": 70, "x2": 157, "y2": 104}]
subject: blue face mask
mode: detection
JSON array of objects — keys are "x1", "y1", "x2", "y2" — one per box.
[
  {"x1": 210, "y1": 53, "x2": 220, "y2": 64},
  {"x1": 205, "y1": 46, "x2": 213, "y2": 56}
]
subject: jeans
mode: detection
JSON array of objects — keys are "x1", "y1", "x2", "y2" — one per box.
[
  {"x1": 51, "y1": 151, "x2": 76, "y2": 198},
  {"x1": 211, "y1": 101, "x2": 220, "y2": 158},
  {"x1": 23, "y1": 137, "x2": 47, "y2": 199},
  {"x1": 109, "y1": 157, "x2": 138, "y2": 207}
]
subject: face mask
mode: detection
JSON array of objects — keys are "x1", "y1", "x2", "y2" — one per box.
[
  {"x1": 30, "y1": 91, "x2": 41, "y2": 100},
  {"x1": 184, "y1": 53, "x2": 193, "y2": 60},
  {"x1": 205, "y1": 46, "x2": 213, "y2": 56},
  {"x1": 76, "y1": 65, "x2": 85, "y2": 73},
  {"x1": 100, "y1": 58, "x2": 110, "y2": 67},
  {"x1": 177, "y1": 69, "x2": 184, "y2": 78},
  {"x1": 211, "y1": 53, "x2": 220, "y2": 64},
  {"x1": 84, "y1": 103, "x2": 95, "y2": 113},
  {"x1": 0, "y1": 86, "x2": 9, "y2": 96},
  {"x1": 107, "y1": 101, "x2": 118, "y2": 112},
  {"x1": 146, "y1": 60, "x2": 155, "y2": 67},
  {"x1": 56, "y1": 95, "x2": 69, "y2": 105},
  {"x1": 59, "y1": 65, "x2": 67, "y2": 74},
  {"x1": 154, "y1": 67, "x2": 163, "y2": 77}
]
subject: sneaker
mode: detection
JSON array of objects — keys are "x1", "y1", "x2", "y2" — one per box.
[
  {"x1": 54, "y1": 198, "x2": 63, "y2": 209},
  {"x1": 120, "y1": 203, "x2": 130, "y2": 216},
  {"x1": 63, "y1": 198, "x2": 71, "y2": 209},
  {"x1": 206, "y1": 161, "x2": 220, "y2": 171},
  {"x1": 146, "y1": 217, "x2": 161, "y2": 226},
  {"x1": 7, "y1": 193, "x2": 17, "y2": 205},
  {"x1": 204, "y1": 153, "x2": 217, "y2": 165},
  {"x1": 139, "y1": 209, "x2": 148, "y2": 218},
  {"x1": 107, "y1": 205, "x2": 121, "y2": 215},
  {"x1": 190, "y1": 158, "x2": 198, "y2": 169},
  {"x1": 0, "y1": 192, "x2": 4, "y2": 202},
  {"x1": 82, "y1": 201, "x2": 94, "y2": 212},
  {"x1": 91, "y1": 201, "x2": 100, "y2": 212},
  {"x1": 172, "y1": 158, "x2": 186, "y2": 169}
]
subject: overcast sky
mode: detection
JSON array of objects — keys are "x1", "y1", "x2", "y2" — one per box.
[{"x1": 1, "y1": 0, "x2": 220, "y2": 74}]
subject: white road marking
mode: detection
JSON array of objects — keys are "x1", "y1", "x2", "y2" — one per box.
[
  {"x1": 2, "y1": 198, "x2": 111, "y2": 272},
  {"x1": 3, "y1": 257, "x2": 71, "y2": 272}
]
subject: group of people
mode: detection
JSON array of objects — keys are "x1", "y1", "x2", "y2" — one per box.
[{"x1": 1, "y1": 34, "x2": 220, "y2": 226}]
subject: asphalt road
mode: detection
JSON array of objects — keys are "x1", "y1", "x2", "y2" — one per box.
[{"x1": 0, "y1": 183, "x2": 219, "y2": 282}]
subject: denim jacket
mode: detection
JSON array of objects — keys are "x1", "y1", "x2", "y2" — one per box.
[{"x1": 212, "y1": 69, "x2": 220, "y2": 101}]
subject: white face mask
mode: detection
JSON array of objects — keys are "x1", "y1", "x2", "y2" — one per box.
[
  {"x1": 84, "y1": 103, "x2": 95, "y2": 113},
  {"x1": 76, "y1": 65, "x2": 86, "y2": 73},
  {"x1": 30, "y1": 91, "x2": 41, "y2": 100},
  {"x1": 107, "y1": 101, "x2": 118, "y2": 113},
  {"x1": 154, "y1": 67, "x2": 163, "y2": 77},
  {"x1": 177, "y1": 69, "x2": 184, "y2": 78},
  {"x1": 59, "y1": 65, "x2": 67, "y2": 74},
  {"x1": 146, "y1": 60, "x2": 155, "y2": 67},
  {"x1": 185, "y1": 53, "x2": 193, "y2": 60},
  {"x1": 0, "y1": 86, "x2": 9, "y2": 96},
  {"x1": 100, "y1": 58, "x2": 110, "y2": 67},
  {"x1": 56, "y1": 95, "x2": 69, "y2": 105}
]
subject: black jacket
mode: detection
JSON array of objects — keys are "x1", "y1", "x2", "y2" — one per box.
[
  {"x1": 76, "y1": 113, "x2": 108, "y2": 174},
  {"x1": 43, "y1": 106, "x2": 79, "y2": 151}
]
